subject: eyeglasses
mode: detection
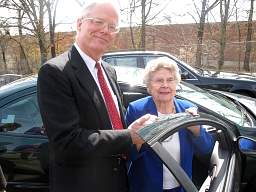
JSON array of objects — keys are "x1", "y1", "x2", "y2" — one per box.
[
  {"x1": 151, "y1": 78, "x2": 177, "y2": 86},
  {"x1": 81, "y1": 17, "x2": 120, "y2": 34}
]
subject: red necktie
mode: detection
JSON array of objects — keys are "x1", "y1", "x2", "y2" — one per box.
[{"x1": 96, "y1": 62, "x2": 123, "y2": 130}]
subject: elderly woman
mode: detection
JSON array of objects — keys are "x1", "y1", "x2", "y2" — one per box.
[{"x1": 125, "y1": 57, "x2": 214, "y2": 192}]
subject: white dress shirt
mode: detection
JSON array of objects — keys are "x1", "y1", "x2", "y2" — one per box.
[{"x1": 74, "y1": 43, "x2": 120, "y2": 120}]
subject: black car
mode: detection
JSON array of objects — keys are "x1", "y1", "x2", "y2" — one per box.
[
  {"x1": 102, "y1": 51, "x2": 256, "y2": 97},
  {"x1": 0, "y1": 76, "x2": 256, "y2": 192}
]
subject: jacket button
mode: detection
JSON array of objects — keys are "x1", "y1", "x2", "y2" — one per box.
[{"x1": 113, "y1": 168, "x2": 118, "y2": 171}]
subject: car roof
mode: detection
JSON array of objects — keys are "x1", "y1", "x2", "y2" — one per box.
[
  {"x1": 103, "y1": 50, "x2": 174, "y2": 57},
  {"x1": 0, "y1": 75, "x2": 37, "y2": 99}
]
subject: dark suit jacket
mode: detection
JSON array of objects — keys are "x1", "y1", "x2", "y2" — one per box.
[{"x1": 37, "y1": 46, "x2": 132, "y2": 192}]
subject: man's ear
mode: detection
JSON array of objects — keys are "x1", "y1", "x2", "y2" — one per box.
[{"x1": 77, "y1": 18, "x2": 82, "y2": 31}]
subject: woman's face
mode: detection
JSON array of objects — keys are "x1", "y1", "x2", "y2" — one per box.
[{"x1": 148, "y1": 68, "x2": 177, "y2": 103}]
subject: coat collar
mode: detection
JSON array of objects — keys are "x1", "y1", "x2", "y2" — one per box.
[
  {"x1": 68, "y1": 45, "x2": 125, "y2": 128},
  {"x1": 69, "y1": 45, "x2": 111, "y2": 129}
]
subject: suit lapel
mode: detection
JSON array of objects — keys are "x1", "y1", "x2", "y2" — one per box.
[
  {"x1": 68, "y1": 46, "x2": 111, "y2": 129},
  {"x1": 101, "y1": 61, "x2": 126, "y2": 127}
]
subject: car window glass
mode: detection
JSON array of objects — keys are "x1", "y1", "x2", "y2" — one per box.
[
  {"x1": 143, "y1": 56, "x2": 159, "y2": 66},
  {"x1": 106, "y1": 56, "x2": 138, "y2": 68},
  {"x1": 138, "y1": 118, "x2": 231, "y2": 192},
  {"x1": 0, "y1": 94, "x2": 44, "y2": 135},
  {"x1": 104, "y1": 57, "x2": 116, "y2": 65},
  {"x1": 177, "y1": 84, "x2": 254, "y2": 128}
]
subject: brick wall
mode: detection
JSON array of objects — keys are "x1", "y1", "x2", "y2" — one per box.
[{"x1": 1, "y1": 21, "x2": 255, "y2": 74}]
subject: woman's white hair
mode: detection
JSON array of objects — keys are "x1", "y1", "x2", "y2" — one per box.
[{"x1": 143, "y1": 56, "x2": 181, "y2": 86}]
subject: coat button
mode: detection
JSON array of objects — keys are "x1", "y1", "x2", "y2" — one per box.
[{"x1": 113, "y1": 167, "x2": 118, "y2": 171}]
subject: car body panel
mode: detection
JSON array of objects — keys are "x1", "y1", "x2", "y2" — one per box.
[{"x1": 0, "y1": 75, "x2": 255, "y2": 191}]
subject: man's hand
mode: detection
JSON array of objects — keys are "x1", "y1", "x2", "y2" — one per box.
[{"x1": 128, "y1": 114, "x2": 157, "y2": 150}]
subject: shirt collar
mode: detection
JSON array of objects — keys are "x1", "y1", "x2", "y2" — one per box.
[{"x1": 74, "y1": 43, "x2": 102, "y2": 68}]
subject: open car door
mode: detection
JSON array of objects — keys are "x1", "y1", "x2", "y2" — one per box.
[{"x1": 137, "y1": 112, "x2": 241, "y2": 192}]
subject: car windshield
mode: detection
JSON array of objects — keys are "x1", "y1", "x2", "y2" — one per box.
[{"x1": 177, "y1": 83, "x2": 253, "y2": 128}]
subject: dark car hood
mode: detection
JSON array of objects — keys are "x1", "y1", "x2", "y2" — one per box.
[{"x1": 209, "y1": 71, "x2": 256, "y2": 81}]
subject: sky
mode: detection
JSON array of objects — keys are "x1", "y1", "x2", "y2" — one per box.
[
  {"x1": 55, "y1": 0, "x2": 199, "y2": 31},
  {"x1": 1, "y1": 0, "x2": 253, "y2": 33},
  {"x1": 55, "y1": 0, "x2": 254, "y2": 32}
]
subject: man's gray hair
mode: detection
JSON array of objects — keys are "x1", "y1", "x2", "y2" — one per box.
[
  {"x1": 143, "y1": 57, "x2": 181, "y2": 86},
  {"x1": 78, "y1": 0, "x2": 120, "y2": 21}
]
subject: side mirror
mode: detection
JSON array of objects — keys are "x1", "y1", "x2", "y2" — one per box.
[
  {"x1": 238, "y1": 137, "x2": 256, "y2": 154},
  {"x1": 180, "y1": 71, "x2": 189, "y2": 80},
  {"x1": 0, "y1": 165, "x2": 7, "y2": 192}
]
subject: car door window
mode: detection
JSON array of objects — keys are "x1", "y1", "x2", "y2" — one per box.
[
  {"x1": 0, "y1": 93, "x2": 43, "y2": 135},
  {"x1": 105, "y1": 56, "x2": 138, "y2": 68},
  {"x1": 137, "y1": 113, "x2": 238, "y2": 192}
]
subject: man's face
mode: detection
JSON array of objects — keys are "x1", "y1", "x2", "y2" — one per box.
[{"x1": 76, "y1": 3, "x2": 119, "y2": 59}]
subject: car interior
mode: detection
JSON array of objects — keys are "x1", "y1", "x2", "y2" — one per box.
[
  {"x1": 0, "y1": 164, "x2": 7, "y2": 192},
  {"x1": 0, "y1": 94, "x2": 44, "y2": 135},
  {"x1": 195, "y1": 139, "x2": 231, "y2": 192}
]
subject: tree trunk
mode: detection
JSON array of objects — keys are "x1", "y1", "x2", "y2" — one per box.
[
  {"x1": 18, "y1": 10, "x2": 31, "y2": 74},
  {"x1": 1, "y1": 48, "x2": 7, "y2": 73},
  {"x1": 39, "y1": 0, "x2": 47, "y2": 64},
  {"x1": 129, "y1": 0, "x2": 136, "y2": 49},
  {"x1": 38, "y1": 37, "x2": 48, "y2": 64},
  {"x1": 243, "y1": 0, "x2": 254, "y2": 72},
  {"x1": 235, "y1": 6, "x2": 242, "y2": 72},
  {"x1": 195, "y1": 0, "x2": 207, "y2": 68},
  {"x1": 140, "y1": 0, "x2": 146, "y2": 50},
  {"x1": 46, "y1": 0, "x2": 58, "y2": 58},
  {"x1": 218, "y1": 0, "x2": 230, "y2": 71}
]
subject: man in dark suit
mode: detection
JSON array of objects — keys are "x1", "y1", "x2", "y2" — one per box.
[{"x1": 37, "y1": 1, "x2": 155, "y2": 192}]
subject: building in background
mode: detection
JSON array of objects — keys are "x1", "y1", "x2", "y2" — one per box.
[{"x1": 0, "y1": 21, "x2": 255, "y2": 74}]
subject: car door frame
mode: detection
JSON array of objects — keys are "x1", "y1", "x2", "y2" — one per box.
[{"x1": 138, "y1": 113, "x2": 240, "y2": 192}]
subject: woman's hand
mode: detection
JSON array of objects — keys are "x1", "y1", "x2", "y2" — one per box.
[{"x1": 185, "y1": 107, "x2": 200, "y2": 136}]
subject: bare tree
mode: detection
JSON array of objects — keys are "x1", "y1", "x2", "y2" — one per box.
[
  {"x1": 16, "y1": 9, "x2": 31, "y2": 74},
  {"x1": 234, "y1": 1, "x2": 242, "y2": 72},
  {"x1": 189, "y1": 0, "x2": 219, "y2": 67},
  {"x1": 0, "y1": 1, "x2": 30, "y2": 74},
  {"x1": 126, "y1": 0, "x2": 170, "y2": 49},
  {"x1": 2, "y1": 0, "x2": 59, "y2": 65},
  {"x1": 217, "y1": 0, "x2": 231, "y2": 71},
  {"x1": 5, "y1": 0, "x2": 48, "y2": 64},
  {"x1": 45, "y1": 0, "x2": 59, "y2": 58},
  {"x1": 243, "y1": 0, "x2": 254, "y2": 72},
  {"x1": 0, "y1": 29, "x2": 9, "y2": 73},
  {"x1": 128, "y1": 0, "x2": 137, "y2": 48}
]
